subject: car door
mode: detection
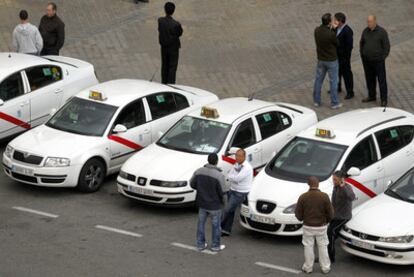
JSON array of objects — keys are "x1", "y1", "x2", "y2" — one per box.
[
  {"x1": 0, "y1": 71, "x2": 31, "y2": 139},
  {"x1": 108, "y1": 99, "x2": 152, "y2": 169},
  {"x1": 25, "y1": 65, "x2": 64, "y2": 127},
  {"x1": 341, "y1": 134, "x2": 383, "y2": 206},
  {"x1": 146, "y1": 92, "x2": 190, "y2": 139}
]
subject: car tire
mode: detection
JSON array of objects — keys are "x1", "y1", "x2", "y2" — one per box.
[{"x1": 77, "y1": 158, "x2": 106, "y2": 193}]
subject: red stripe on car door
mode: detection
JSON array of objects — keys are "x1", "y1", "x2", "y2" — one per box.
[
  {"x1": 0, "y1": 112, "x2": 31, "y2": 129},
  {"x1": 108, "y1": 135, "x2": 143, "y2": 150},
  {"x1": 345, "y1": 177, "x2": 377, "y2": 198}
]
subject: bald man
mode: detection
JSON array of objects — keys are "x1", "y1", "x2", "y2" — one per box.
[{"x1": 360, "y1": 15, "x2": 390, "y2": 107}]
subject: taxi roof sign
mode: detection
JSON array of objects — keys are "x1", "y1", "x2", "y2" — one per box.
[
  {"x1": 200, "y1": 106, "x2": 219, "y2": 119},
  {"x1": 89, "y1": 90, "x2": 106, "y2": 101},
  {"x1": 315, "y1": 128, "x2": 335, "y2": 139}
]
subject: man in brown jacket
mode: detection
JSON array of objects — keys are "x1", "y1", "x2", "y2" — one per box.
[{"x1": 295, "y1": 176, "x2": 334, "y2": 274}]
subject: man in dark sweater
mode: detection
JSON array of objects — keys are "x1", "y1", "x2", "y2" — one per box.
[
  {"x1": 328, "y1": 170, "x2": 356, "y2": 263},
  {"x1": 360, "y1": 15, "x2": 390, "y2": 107},
  {"x1": 39, "y1": 2, "x2": 65, "y2": 55},
  {"x1": 158, "y1": 2, "x2": 183, "y2": 84},
  {"x1": 190, "y1": 153, "x2": 226, "y2": 252},
  {"x1": 313, "y1": 13, "x2": 342, "y2": 109}
]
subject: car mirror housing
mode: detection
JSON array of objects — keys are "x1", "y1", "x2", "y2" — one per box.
[
  {"x1": 0, "y1": 99, "x2": 4, "y2": 106},
  {"x1": 347, "y1": 167, "x2": 361, "y2": 177},
  {"x1": 113, "y1": 124, "x2": 127, "y2": 134}
]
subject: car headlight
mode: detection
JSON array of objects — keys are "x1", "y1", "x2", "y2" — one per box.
[
  {"x1": 283, "y1": 203, "x2": 297, "y2": 214},
  {"x1": 4, "y1": 145, "x2": 14, "y2": 158},
  {"x1": 151, "y1": 180, "x2": 187, "y2": 188},
  {"x1": 44, "y1": 157, "x2": 70, "y2": 167},
  {"x1": 378, "y1": 235, "x2": 414, "y2": 243}
]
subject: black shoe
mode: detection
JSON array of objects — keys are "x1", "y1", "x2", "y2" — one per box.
[
  {"x1": 344, "y1": 94, "x2": 354, "y2": 100},
  {"x1": 362, "y1": 97, "x2": 376, "y2": 103},
  {"x1": 381, "y1": 100, "x2": 388, "y2": 107},
  {"x1": 221, "y1": 231, "x2": 230, "y2": 237}
]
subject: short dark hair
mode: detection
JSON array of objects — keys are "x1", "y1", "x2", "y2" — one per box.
[
  {"x1": 308, "y1": 176, "x2": 319, "y2": 187},
  {"x1": 321, "y1": 13, "x2": 332, "y2": 26},
  {"x1": 19, "y1": 10, "x2": 28, "y2": 21},
  {"x1": 48, "y1": 2, "x2": 57, "y2": 11},
  {"x1": 334, "y1": 170, "x2": 346, "y2": 178},
  {"x1": 164, "y1": 2, "x2": 175, "y2": 15},
  {"x1": 208, "y1": 153, "x2": 218, "y2": 165},
  {"x1": 334, "y1": 12, "x2": 346, "y2": 24}
]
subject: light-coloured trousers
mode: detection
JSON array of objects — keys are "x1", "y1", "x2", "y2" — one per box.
[{"x1": 302, "y1": 225, "x2": 331, "y2": 273}]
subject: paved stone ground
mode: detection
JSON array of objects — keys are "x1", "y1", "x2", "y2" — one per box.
[{"x1": 1, "y1": 0, "x2": 414, "y2": 119}]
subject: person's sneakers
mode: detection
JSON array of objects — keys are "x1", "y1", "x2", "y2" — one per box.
[
  {"x1": 221, "y1": 231, "x2": 230, "y2": 237},
  {"x1": 197, "y1": 243, "x2": 208, "y2": 251},
  {"x1": 302, "y1": 268, "x2": 312, "y2": 274},
  {"x1": 331, "y1": 103, "x2": 343, "y2": 109},
  {"x1": 322, "y1": 269, "x2": 331, "y2": 274},
  {"x1": 313, "y1": 102, "x2": 320, "y2": 107},
  {"x1": 344, "y1": 94, "x2": 354, "y2": 100},
  {"x1": 362, "y1": 97, "x2": 376, "y2": 103},
  {"x1": 211, "y1": 245, "x2": 226, "y2": 252}
]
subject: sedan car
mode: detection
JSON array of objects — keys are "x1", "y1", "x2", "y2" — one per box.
[{"x1": 0, "y1": 52, "x2": 98, "y2": 140}]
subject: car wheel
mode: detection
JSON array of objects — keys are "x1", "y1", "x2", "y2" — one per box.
[{"x1": 77, "y1": 158, "x2": 106, "y2": 193}]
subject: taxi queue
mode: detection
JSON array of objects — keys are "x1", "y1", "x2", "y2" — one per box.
[{"x1": 2, "y1": 53, "x2": 414, "y2": 266}]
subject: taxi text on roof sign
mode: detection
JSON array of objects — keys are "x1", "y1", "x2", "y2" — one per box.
[
  {"x1": 315, "y1": 128, "x2": 335, "y2": 139},
  {"x1": 89, "y1": 90, "x2": 107, "y2": 101},
  {"x1": 200, "y1": 106, "x2": 219, "y2": 119}
]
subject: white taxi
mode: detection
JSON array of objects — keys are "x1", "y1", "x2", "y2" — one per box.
[
  {"x1": 0, "y1": 52, "x2": 98, "y2": 139},
  {"x1": 241, "y1": 108, "x2": 414, "y2": 236},
  {"x1": 2, "y1": 79, "x2": 218, "y2": 192},
  {"x1": 340, "y1": 167, "x2": 414, "y2": 265},
  {"x1": 117, "y1": 98, "x2": 317, "y2": 205}
]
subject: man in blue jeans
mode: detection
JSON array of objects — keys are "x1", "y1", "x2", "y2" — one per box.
[
  {"x1": 313, "y1": 13, "x2": 342, "y2": 109},
  {"x1": 190, "y1": 153, "x2": 226, "y2": 252},
  {"x1": 221, "y1": 149, "x2": 253, "y2": 236}
]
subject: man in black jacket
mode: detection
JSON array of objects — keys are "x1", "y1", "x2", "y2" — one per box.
[
  {"x1": 334, "y1": 13, "x2": 354, "y2": 100},
  {"x1": 39, "y1": 2, "x2": 65, "y2": 55},
  {"x1": 360, "y1": 15, "x2": 390, "y2": 107},
  {"x1": 190, "y1": 154, "x2": 226, "y2": 252},
  {"x1": 158, "y1": 2, "x2": 183, "y2": 84}
]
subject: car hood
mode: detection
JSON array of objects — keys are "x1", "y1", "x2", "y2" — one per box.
[
  {"x1": 249, "y1": 170, "x2": 332, "y2": 208},
  {"x1": 347, "y1": 193, "x2": 414, "y2": 237},
  {"x1": 9, "y1": 125, "x2": 102, "y2": 158},
  {"x1": 121, "y1": 144, "x2": 208, "y2": 181}
]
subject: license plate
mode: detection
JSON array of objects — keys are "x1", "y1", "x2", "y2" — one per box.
[
  {"x1": 11, "y1": 165, "x2": 34, "y2": 176},
  {"x1": 351, "y1": 239, "x2": 375, "y2": 250},
  {"x1": 128, "y1": 186, "x2": 153, "y2": 196},
  {"x1": 250, "y1": 214, "x2": 275, "y2": 224}
]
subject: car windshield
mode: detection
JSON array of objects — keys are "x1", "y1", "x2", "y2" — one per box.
[
  {"x1": 266, "y1": 137, "x2": 348, "y2": 182},
  {"x1": 46, "y1": 97, "x2": 117, "y2": 136},
  {"x1": 157, "y1": 116, "x2": 231, "y2": 154},
  {"x1": 386, "y1": 169, "x2": 414, "y2": 203}
]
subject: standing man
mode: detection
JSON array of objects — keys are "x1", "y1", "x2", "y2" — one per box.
[
  {"x1": 313, "y1": 13, "x2": 342, "y2": 109},
  {"x1": 328, "y1": 170, "x2": 355, "y2": 263},
  {"x1": 295, "y1": 176, "x2": 334, "y2": 274},
  {"x1": 190, "y1": 154, "x2": 226, "y2": 252},
  {"x1": 360, "y1": 15, "x2": 390, "y2": 107},
  {"x1": 221, "y1": 149, "x2": 253, "y2": 236},
  {"x1": 12, "y1": 10, "x2": 43, "y2": 55},
  {"x1": 334, "y1": 12, "x2": 354, "y2": 100},
  {"x1": 39, "y1": 2, "x2": 65, "y2": 55},
  {"x1": 158, "y1": 2, "x2": 183, "y2": 84}
]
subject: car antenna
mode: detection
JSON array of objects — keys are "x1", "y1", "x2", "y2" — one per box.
[
  {"x1": 8, "y1": 46, "x2": 12, "y2": 58},
  {"x1": 149, "y1": 68, "x2": 158, "y2": 82}
]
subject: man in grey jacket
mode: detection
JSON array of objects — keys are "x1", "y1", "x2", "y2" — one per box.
[
  {"x1": 12, "y1": 10, "x2": 43, "y2": 55},
  {"x1": 328, "y1": 170, "x2": 356, "y2": 263}
]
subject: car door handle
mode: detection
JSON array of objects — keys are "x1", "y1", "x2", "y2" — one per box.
[
  {"x1": 143, "y1": 129, "x2": 150, "y2": 134},
  {"x1": 286, "y1": 134, "x2": 293, "y2": 139},
  {"x1": 253, "y1": 148, "x2": 261, "y2": 153},
  {"x1": 54, "y1": 88, "x2": 63, "y2": 94},
  {"x1": 19, "y1": 101, "x2": 29, "y2": 107},
  {"x1": 377, "y1": 166, "x2": 384, "y2": 172}
]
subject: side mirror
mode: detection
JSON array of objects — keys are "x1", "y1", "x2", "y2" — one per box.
[
  {"x1": 386, "y1": 180, "x2": 393, "y2": 188},
  {"x1": 157, "y1": 131, "x2": 164, "y2": 139},
  {"x1": 347, "y1": 167, "x2": 361, "y2": 177},
  {"x1": 0, "y1": 99, "x2": 4, "y2": 106},
  {"x1": 226, "y1": 147, "x2": 239, "y2": 156},
  {"x1": 112, "y1": 124, "x2": 127, "y2": 134}
]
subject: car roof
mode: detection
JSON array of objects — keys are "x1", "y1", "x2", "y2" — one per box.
[
  {"x1": 299, "y1": 107, "x2": 413, "y2": 145},
  {"x1": 0, "y1": 53, "x2": 48, "y2": 78},
  {"x1": 189, "y1": 97, "x2": 275, "y2": 124},
  {"x1": 75, "y1": 79, "x2": 180, "y2": 107}
]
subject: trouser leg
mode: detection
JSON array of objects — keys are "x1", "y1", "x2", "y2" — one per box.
[
  {"x1": 167, "y1": 49, "x2": 179, "y2": 84},
  {"x1": 362, "y1": 59, "x2": 377, "y2": 99},
  {"x1": 210, "y1": 210, "x2": 222, "y2": 249},
  {"x1": 161, "y1": 47, "x2": 169, "y2": 84},
  {"x1": 316, "y1": 227, "x2": 331, "y2": 272},
  {"x1": 196, "y1": 209, "x2": 208, "y2": 249},
  {"x1": 376, "y1": 60, "x2": 388, "y2": 102},
  {"x1": 302, "y1": 228, "x2": 315, "y2": 273},
  {"x1": 313, "y1": 61, "x2": 327, "y2": 105},
  {"x1": 327, "y1": 60, "x2": 339, "y2": 106}
]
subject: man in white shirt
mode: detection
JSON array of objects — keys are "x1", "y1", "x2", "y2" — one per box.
[{"x1": 221, "y1": 148, "x2": 253, "y2": 236}]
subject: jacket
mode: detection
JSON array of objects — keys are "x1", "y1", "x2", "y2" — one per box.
[
  {"x1": 190, "y1": 164, "x2": 225, "y2": 210},
  {"x1": 158, "y1": 15, "x2": 183, "y2": 49},
  {"x1": 332, "y1": 183, "x2": 356, "y2": 220},
  {"x1": 12, "y1": 23, "x2": 43, "y2": 54},
  {"x1": 336, "y1": 24, "x2": 353, "y2": 59},
  {"x1": 39, "y1": 14, "x2": 65, "y2": 53},
  {"x1": 295, "y1": 188, "x2": 334, "y2": 227},
  {"x1": 314, "y1": 24, "x2": 339, "y2": 61},
  {"x1": 360, "y1": 25, "x2": 390, "y2": 61}
]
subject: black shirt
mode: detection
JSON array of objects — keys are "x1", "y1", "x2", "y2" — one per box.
[
  {"x1": 158, "y1": 15, "x2": 183, "y2": 49},
  {"x1": 314, "y1": 24, "x2": 339, "y2": 61},
  {"x1": 360, "y1": 25, "x2": 390, "y2": 61},
  {"x1": 39, "y1": 15, "x2": 65, "y2": 52}
]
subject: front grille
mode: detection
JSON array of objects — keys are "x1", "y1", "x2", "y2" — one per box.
[
  {"x1": 246, "y1": 218, "x2": 281, "y2": 232},
  {"x1": 256, "y1": 200, "x2": 276, "y2": 214},
  {"x1": 284, "y1": 224, "x2": 303, "y2": 232},
  {"x1": 13, "y1": 151, "x2": 43, "y2": 165},
  {"x1": 124, "y1": 190, "x2": 163, "y2": 202},
  {"x1": 11, "y1": 172, "x2": 38, "y2": 183},
  {"x1": 41, "y1": 178, "x2": 65, "y2": 184},
  {"x1": 346, "y1": 243, "x2": 385, "y2": 257},
  {"x1": 350, "y1": 229, "x2": 380, "y2": 241}
]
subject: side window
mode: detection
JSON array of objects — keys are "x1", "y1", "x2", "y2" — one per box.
[
  {"x1": 278, "y1": 112, "x2": 292, "y2": 129},
  {"x1": 399, "y1": 125, "x2": 414, "y2": 146},
  {"x1": 174, "y1": 93, "x2": 189, "y2": 111},
  {"x1": 0, "y1": 72, "x2": 24, "y2": 102},
  {"x1": 114, "y1": 100, "x2": 146, "y2": 130},
  {"x1": 255, "y1": 111, "x2": 284, "y2": 140},
  {"x1": 26, "y1": 65, "x2": 62, "y2": 91},
  {"x1": 147, "y1": 92, "x2": 176, "y2": 120},
  {"x1": 343, "y1": 135, "x2": 377, "y2": 171},
  {"x1": 375, "y1": 127, "x2": 405, "y2": 158},
  {"x1": 230, "y1": 118, "x2": 256, "y2": 149}
]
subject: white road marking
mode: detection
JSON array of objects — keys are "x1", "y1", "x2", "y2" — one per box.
[
  {"x1": 255, "y1": 261, "x2": 301, "y2": 274},
  {"x1": 171, "y1": 242, "x2": 217, "y2": 255},
  {"x1": 12, "y1": 206, "x2": 59, "y2": 218},
  {"x1": 95, "y1": 225, "x2": 143, "y2": 238}
]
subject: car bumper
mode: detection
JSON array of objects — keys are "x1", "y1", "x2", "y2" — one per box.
[
  {"x1": 239, "y1": 204, "x2": 303, "y2": 236},
  {"x1": 117, "y1": 176, "x2": 196, "y2": 205},
  {"x1": 3, "y1": 155, "x2": 81, "y2": 187},
  {"x1": 340, "y1": 231, "x2": 414, "y2": 265}
]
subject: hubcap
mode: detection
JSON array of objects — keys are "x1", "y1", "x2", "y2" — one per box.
[{"x1": 84, "y1": 165, "x2": 102, "y2": 189}]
